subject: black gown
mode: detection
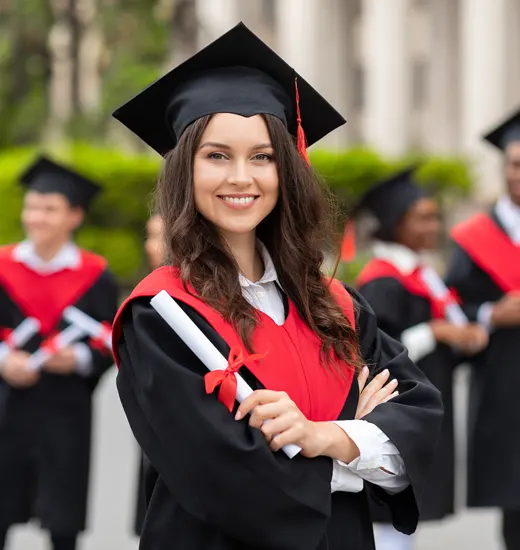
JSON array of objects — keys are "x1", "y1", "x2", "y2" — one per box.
[
  {"x1": 445, "y1": 210, "x2": 520, "y2": 510},
  {"x1": 358, "y1": 277, "x2": 457, "y2": 521},
  {"x1": 115, "y1": 277, "x2": 443, "y2": 550},
  {"x1": 0, "y1": 263, "x2": 119, "y2": 534}
]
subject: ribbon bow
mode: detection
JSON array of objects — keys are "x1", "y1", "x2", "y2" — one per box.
[
  {"x1": 89, "y1": 321, "x2": 113, "y2": 354},
  {"x1": 204, "y1": 345, "x2": 265, "y2": 412}
]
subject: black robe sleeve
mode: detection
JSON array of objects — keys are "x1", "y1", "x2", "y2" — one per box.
[
  {"x1": 80, "y1": 269, "x2": 119, "y2": 385},
  {"x1": 116, "y1": 298, "x2": 333, "y2": 550},
  {"x1": 348, "y1": 286, "x2": 444, "y2": 534}
]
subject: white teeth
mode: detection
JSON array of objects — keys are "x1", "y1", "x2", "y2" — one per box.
[{"x1": 221, "y1": 196, "x2": 256, "y2": 205}]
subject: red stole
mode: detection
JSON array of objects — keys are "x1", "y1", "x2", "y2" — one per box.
[
  {"x1": 112, "y1": 267, "x2": 357, "y2": 423},
  {"x1": 0, "y1": 245, "x2": 107, "y2": 336},
  {"x1": 451, "y1": 212, "x2": 520, "y2": 293},
  {"x1": 356, "y1": 258, "x2": 457, "y2": 319}
]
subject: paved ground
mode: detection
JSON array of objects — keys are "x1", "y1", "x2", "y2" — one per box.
[{"x1": 7, "y1": 366, "x2": 504, "y2": 550}]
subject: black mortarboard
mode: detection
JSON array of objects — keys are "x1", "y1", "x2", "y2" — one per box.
[
  {"x1": 483, "y1": 107, "x2": 520, "y2": 151},
  {"x1": 20, "y1": 156, "x2": 101, "y2": 211},
  {"x1": 354, "y1": 166, "x2": 425, "y2": 242},
  {"x1": 112, "y1": 22, "x2": 346, "y2": 157}
]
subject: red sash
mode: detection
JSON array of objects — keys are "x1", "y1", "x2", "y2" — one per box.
[
  {"x1": 356, "y1": 259, "x2": 458, "y2": 319},
  {"x1": 0, "y1": 245, "x2": 107, "y2": 335},
  {"x1": 451, "y1": 213, "x2": 520, "y2": 293},
  {"x1": 112, "y1": 267, "x2": 357, "y2": 422}
]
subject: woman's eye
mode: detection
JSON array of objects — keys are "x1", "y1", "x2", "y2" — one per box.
[
  {"x1": 252, "y1": 153, "x2": 272, "y2": 161},
  {"x1": 208, "y1": 152, "x2": 226, "y2": 160}
]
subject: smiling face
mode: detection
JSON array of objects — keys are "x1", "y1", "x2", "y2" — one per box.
[
  {"x1": 21, "y1": 191, "x2": 84, "y2": 248},
  {"x1": 192, "y1": 113, "x2": 279, "y2": 243}
]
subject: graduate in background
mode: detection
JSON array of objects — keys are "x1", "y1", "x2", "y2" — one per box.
[
  {"x1": 111, "y1": 23, "x2": 443, "y2": 550},
  {"x1": 133, "y1": 213, "x2": 165, "y2": 537},
  {"x1": 355, "y1": 167, "x2": 488, "y2": 550},
  {"x1": 0, "y1": 157, "x2": 119, "y2": 550},
  {"x1": 445, "y1": 109, "x2": 520, "y2": 550}
]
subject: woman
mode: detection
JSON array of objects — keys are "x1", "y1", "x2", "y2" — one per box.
[
  {"x1": 111, "y1": 23, "x2": 443, "y2": 550},
  {"x1": 354, "y1": 167, "x2": 488, "y2": 550},
  {"x1": 134, "y1": 214, "x2": 165, "y2": 537}
]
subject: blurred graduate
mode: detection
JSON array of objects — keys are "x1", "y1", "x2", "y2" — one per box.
[
  {"x1": 354, "y1": 167, "x2": 488, "y2": 550},
  {"x1": 0, "y1": 157, "x2": 119, "y2": 550},
  {"x1": 445, "y1": 110, "x2": 520, "y2": 550}
]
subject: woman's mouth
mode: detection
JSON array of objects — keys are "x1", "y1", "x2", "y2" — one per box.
[{"x1": 218, "y1": 195, "x2": 259, "y2": 209}]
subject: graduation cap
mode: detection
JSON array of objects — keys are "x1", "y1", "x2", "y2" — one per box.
[
  {"x1": 354, "y1": 166, "x2": 425, "y2": 242},
  {"x1": 483, "y1": 107, "x2": 520, "y2": 151},
  {"x1": 20, "y1": 156, "x2": 102, "y2": 211},
  {"x1": 112, "y1": 22, "x2": 346, "y2": 158}
]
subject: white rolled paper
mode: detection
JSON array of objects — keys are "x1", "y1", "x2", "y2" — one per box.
[
  {"x1": 0, "y1": 317, "x2": 42, "y2": 364},
  {"x1": 28, "y1": 324, "x2": 87, "y2": 372},
  {"x1": 150, "y1": 290, "x2": 301, "y2": 459},
  {"x1": 63, "y1": 306, "x2": 112, "y2": 350},
  {"x1": 419, "y1": 266, "x2": 468, "y2": 326}
]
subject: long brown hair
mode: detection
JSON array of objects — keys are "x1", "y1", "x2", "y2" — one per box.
[{"x1": 157, "y1": 114, "x2": 363, "y2": 373}]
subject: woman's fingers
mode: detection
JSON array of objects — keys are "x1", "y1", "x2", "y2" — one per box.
[
  {"x1": 357, "y1": 366, "x2": 370, "y2": 393},
  {"x1": 236, "y1": 390, "x2": 287, "y2": 420},
  {"x1": 383, "y1": 391, "x2": 399, "y2": 403},
  {"x1": 365, "y1": 379, "x2": 398, "y2": 412},
  {"x1": 357, "y1": 369, "x2": 390, "y2": 409}
]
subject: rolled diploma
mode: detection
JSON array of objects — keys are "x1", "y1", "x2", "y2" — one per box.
[
  {"x1": 420, "y1": 266, "x2": 468, "y2": 326},
  {"x1": 0, "y1": 317, "x2": 42, "y2": 364},
  {"x1": 28, "y1": 324, "x2": 87, "y2": 372},
  {"x1": 150, "y1": 290, "x2": 301, "y2": 459},
  {"x1": 63, "y1": 306, "x2": 112, "y2": 349}
]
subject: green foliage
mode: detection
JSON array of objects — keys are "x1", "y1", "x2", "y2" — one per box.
[{"x1": 0, "y1": 143, "x2": 474, "y2": 287}]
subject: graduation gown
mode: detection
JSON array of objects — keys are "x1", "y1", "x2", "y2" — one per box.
[
  {"x1": 0, "y1": 245, "x2": 119, "y2": 534},
  {"x1": 113, "y1": 266, "x2": 442, "y2": 550},
  {"x1": 446, "y1": 209, "x2": 520, "y2": 509},
  {"x1": 357, "y1": 260, "x2": 457, "y2": 521}
]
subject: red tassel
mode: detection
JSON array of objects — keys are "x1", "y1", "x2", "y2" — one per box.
[
  {"x1": 341, "y1": 221, "x2": 356, "y2": 262},
  {"x1": 294, "y1": 77, "x2": 310, "y2": 165}
]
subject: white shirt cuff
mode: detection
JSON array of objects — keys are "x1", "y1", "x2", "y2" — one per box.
[
  {"x1": 401, "y1": 322, "x2": 436, "y2": 362},
  {"x1": 72, "y1": 342, "x2": 94, "y2": 377},
  {"x1": 331, "y1": 420, "x2": 410, "y2": 495},
  {"x1": 477, "y1": 302, "x2": 495, "y2": 332}
]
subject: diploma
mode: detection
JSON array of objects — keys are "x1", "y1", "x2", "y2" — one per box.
[
  {"x1": 150, "y1": 290, "x2": 301, "y2": 459},
  {"x1": 420, "y1": 266, "x2": 468, "y2": 326},
  {"x1": 0, "y1": 317, "x2": 42, "y2": 364},
  {"x1": 28, "y1": 325, "x2": 87, "y2": 372},
  {"x1": 63, "y1": 306, "x2": 112, "y2": 350}
]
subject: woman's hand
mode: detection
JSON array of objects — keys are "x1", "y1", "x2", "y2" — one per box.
[
  {"x1": 356, "y1": 367, "x2": 398, "y2": 419},
  {"x1": 236, "y1": 390, "x2": 352, "y2": 459}
]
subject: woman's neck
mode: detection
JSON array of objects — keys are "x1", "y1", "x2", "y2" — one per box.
[{"x1": 221, "y1": 231, "x2": 264, "y2": 282}]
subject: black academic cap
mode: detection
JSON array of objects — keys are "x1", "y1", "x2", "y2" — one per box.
[
  {"x1": 112, "y1": 22, "x2": 346, "y2": 156},
  {"x1": 483, "y1": 107, "x2": 520, "y2": 151},
  {"x1": 19, "y1": 156, "x2": 102, "y2": 211},
  {"x1": 354, "y1": 166, "x2": 426, "y2": 242}
]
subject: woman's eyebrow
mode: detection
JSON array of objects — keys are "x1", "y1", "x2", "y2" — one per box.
[
  {"x1": 199, "y1": 142, "x2": 231, "y2": 149},
  {"x1": 252, "y1": 143, "x2": 273, "y2": 150}
]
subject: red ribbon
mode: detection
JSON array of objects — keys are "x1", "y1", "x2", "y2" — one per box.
[
  {"x1": 204, "y1": 345, "x2": 265, "y2": 412},
  {"x1": 0, "y1": 327, "x2": 15, "y2": 348},
  {"x1": 89, "y1": 321, "x2": 112, "y2": 354}
]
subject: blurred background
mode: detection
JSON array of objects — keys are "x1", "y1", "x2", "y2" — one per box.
[{"x1": 0, "y1": 0, "x2": 517, "y2": 548}]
